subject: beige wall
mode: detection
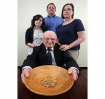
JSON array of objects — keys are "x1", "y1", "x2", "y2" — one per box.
[{"x1": 18, "y1": 0, "x2": 87, "y2": 67}]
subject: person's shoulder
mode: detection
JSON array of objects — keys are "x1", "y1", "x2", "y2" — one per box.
[
  {"x1": 58, "y1": 24, "x2": 62, "y2": 29},
  {"x1": 33, "y1": 44, "x2": 41, "y2": 52},
  {"x1": 55, "y1": 15, "x2": 62, "y2": 19},
  {"x1": 55, "y1": 15, "x2": 61, "y2": 18},
  {"x1": 44, "y1": 16, "x2": 47, "y2": 19},
  {"x1": 55, "y1": 16, "x2": 64, "y2": 23},
  {"x1": 44, "y1": 16, "x2": 49, "y2": 19},
  {"x1": 73, "y1": 19, "x2": 83, "y2": 25},
  {"x1": 74, "y1": 19, "x2": 82, "y2": 22},
  {"x1": 26, "y1": 27, "x2": 33, "y2": 31},
  {"x1": 34, "y1": 44, "x2": 45, "y2": 50},
  {"x1": 54, "y1": 43, "x2": 61, "y2": 49}
]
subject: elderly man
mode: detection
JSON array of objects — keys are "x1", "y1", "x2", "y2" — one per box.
[{"x1": 21, "y1": 31, "x2": 80, "y2": 83}]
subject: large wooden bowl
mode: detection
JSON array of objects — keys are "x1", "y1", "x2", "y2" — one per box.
[{"x1": 24, "y1": 65, "x2": 74, "y2": 96}]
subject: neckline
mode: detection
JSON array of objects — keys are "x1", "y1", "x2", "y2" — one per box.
[{"x1": 62, "y1": 19, "x2": 75, "y2": 26}]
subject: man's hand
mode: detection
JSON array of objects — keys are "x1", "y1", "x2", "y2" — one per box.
[
  {"x1": 21, "y1": 68, "x2": 31, "y2": 83},
  {"x1": 68, "y1": 68, "x2": 78, "y2": 81}
]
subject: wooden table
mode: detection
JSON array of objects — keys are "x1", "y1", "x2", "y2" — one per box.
[{"x1": 18, "y1": 67, "x2": 87, "y2": 99}]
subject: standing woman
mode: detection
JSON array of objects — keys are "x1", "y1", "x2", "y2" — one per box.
[
  {"x1": 25, "y1": 14, "x2": 45, "y2": 55},
  {"x1": 57, "y1": 3, "x2": 85, "y2": 60}
]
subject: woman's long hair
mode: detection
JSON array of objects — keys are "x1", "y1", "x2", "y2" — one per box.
[{"x1": 31, "y1": 14, "x2": 45, "y2": 32}]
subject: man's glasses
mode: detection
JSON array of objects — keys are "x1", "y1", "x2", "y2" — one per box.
[{"x1": 44, "y1": 38, "x2": 57, "y2": 41}]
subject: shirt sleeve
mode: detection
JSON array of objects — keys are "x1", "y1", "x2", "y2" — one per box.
[
  {"x1": 75, "y1": 19, "x2": 85, "y2": 32},
  {"x1": 70, "y1": 67, "x2": 79, "y2": 74},
  {"x1": 22, "y1": 66, "x2": 32, "y2": 71}
]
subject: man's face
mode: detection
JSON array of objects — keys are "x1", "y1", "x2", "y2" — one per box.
[
  {"x1": 47, "y1": 4, "x2": 56, "y2": 16},
  {"x1": 42, "y1": 33, "x2": 57, "y2": 48}
]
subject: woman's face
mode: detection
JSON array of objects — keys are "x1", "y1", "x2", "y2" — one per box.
[
  {"x1": 63, "y1": 5, "x2": 73, "y2": 18},
  {"x1": 34, "y1": 17, "x2": 43, "y2": 27}
]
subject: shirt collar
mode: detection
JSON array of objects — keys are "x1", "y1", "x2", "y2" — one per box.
[
  {"x1": 46, "y1": 47, "x2": 54, "y2": 51},
  {"x1": 47, "y1": 14, "x2": 56, "y2": 18}
]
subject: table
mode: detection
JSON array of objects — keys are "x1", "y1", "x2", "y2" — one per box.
[{"x1": 18, "y1": 67, "x2": 87, "y2": 99}]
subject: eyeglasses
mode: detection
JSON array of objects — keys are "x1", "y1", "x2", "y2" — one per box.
[
  {"x1": 44, "y1": 38, "x2": 57, "y2": 41},
  {"x1": 63, "y1": 8, "x2": 72, "y2": 12}
]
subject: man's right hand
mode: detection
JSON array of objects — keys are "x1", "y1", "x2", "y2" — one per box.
[{"x1": 21, "y1": 68, "x2": 31, "y2": 83}]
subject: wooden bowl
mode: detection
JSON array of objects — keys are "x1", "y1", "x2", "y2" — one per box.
[{"x1": 24, "y1": 65, "x2": 74, "y2": 96}]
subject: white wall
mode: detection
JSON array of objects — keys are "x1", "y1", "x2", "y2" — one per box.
[{"x1": 18, "y1": 0, "x2": 87, "y2": 67}]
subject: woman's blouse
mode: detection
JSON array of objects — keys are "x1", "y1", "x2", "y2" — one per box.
[
  {"x1": 28, "y1": 28, "x2": 43, "y2": 55},
  {"x1": 57, "y1": 19, "x2": 85, "y2": 50}
]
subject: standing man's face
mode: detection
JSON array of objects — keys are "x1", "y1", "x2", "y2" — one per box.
[{"x1": 47, "y1": 4, "x2": 56, "y2": 16}]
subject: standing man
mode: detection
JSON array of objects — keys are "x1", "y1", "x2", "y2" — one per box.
[{"x1": 44, "y1": 3, "x2": 64, "y2": 34}]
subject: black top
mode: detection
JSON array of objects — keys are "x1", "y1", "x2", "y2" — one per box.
[{"x1": 57, "y1": 19, "x2": 85, "y2": 50}]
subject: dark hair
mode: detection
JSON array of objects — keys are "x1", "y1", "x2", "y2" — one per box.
[
  {"x1": 31, "y1": 14, "x2": 45, "y2": 32},
  {"x1": 47, "y1": 3, "x2": 56, "y2": 10},
  {"x1": 61, "y1": 3, "x2": 74, "y2": 19}
]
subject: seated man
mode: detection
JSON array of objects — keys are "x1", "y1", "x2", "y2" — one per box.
[{"x1": 20, "y1": 31, "x2": 80, "y2": 83}]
